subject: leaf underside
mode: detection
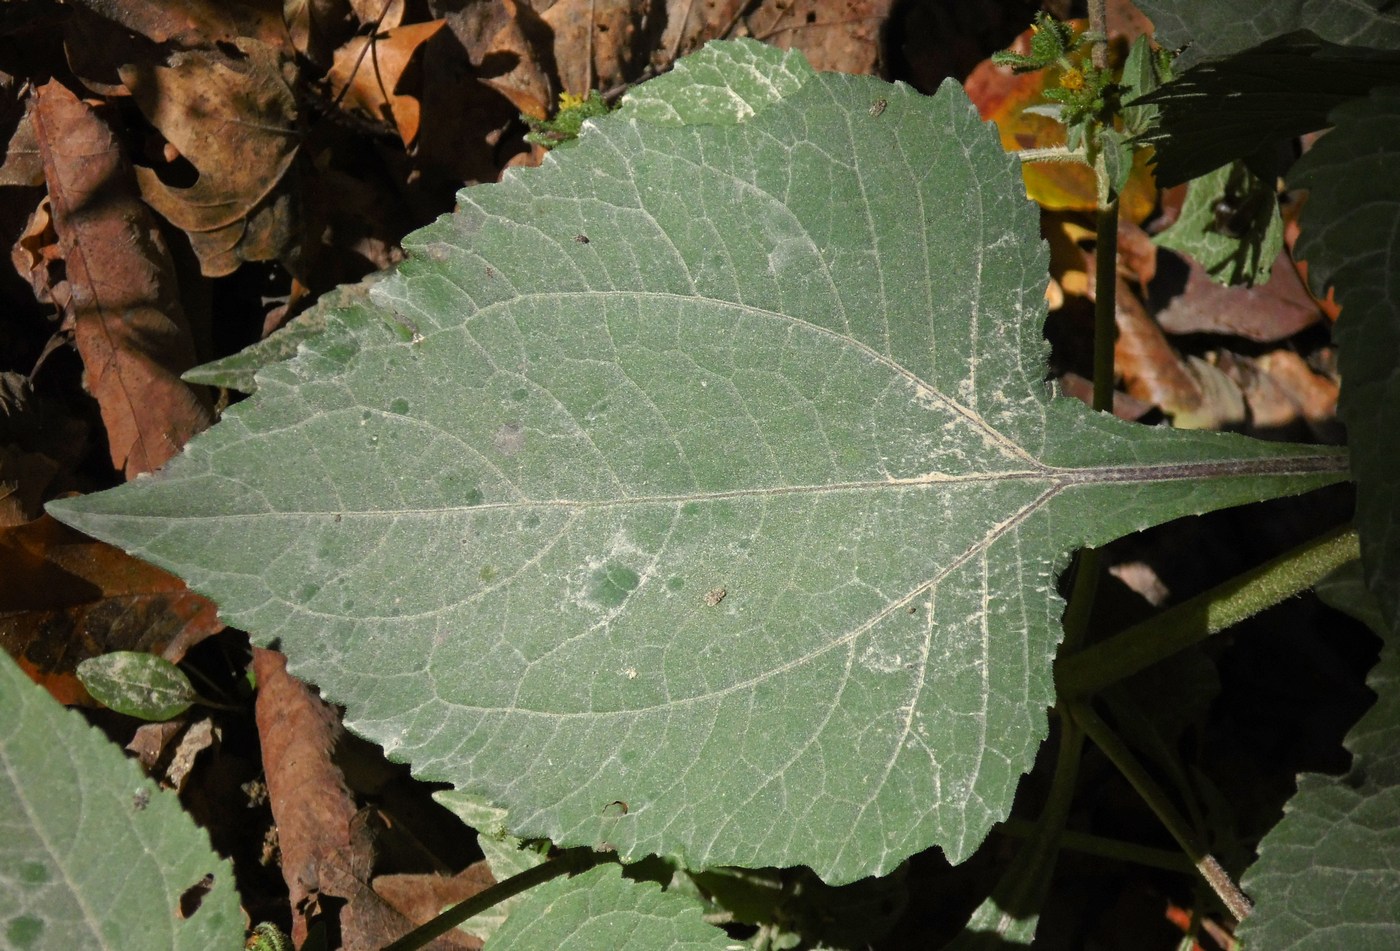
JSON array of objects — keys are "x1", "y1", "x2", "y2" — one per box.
[
  {"x1": 47, "y1": 41, "x2": 1346, "y2": 884},
  {"x1": 0, "y1": 651, "x2": 241, "y2": 949}
]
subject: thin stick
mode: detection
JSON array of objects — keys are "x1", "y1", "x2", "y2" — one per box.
[{"x1": 1069, "y1": 703, "x2": 1254, "y2": 921}]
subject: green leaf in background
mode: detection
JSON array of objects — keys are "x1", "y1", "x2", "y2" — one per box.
[
  {"x1": 1236, "y1": 561, "x2": 1400, "y2": 949},
  {"x1": 0, "y1": 650, "x2": 241, "y2": 950},
  {"x1": 1290, "y1": 86, "x2": 1400, "y2": 630},
  {"x1": 1154, "y1": 160, "x2": 1283, "y2": 287},
  {"x1": 1133, "y1": 0, "x2": 1400, "y2": 71},
  {"x1": 46, "y1": 41, "x2": 1347, "y2": 884},
  {"x1": 485, "y1": 863, "x2": 734, "y2": 951},
  {"x1": 1131, "y1": 33, "x2": 1400, "y2": 186},
  {"x1": 76, "y1": 651, "x2": 197, "y2": 721}
]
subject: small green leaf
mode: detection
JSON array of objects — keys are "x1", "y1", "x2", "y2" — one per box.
[
  {"x1": 1154, "y1": 160, "x2": 1282, "y2": 286},
  {"x1": 1118, "y1": 35, "x2": 1171, "y2": 139},
  {"x1": 0, "y1": 650, "x2": 241, "y2": 949},
  {"x1": 1099, "y1": 128, "x2": 1134, "y2": 197},
  {"x1": 485, "y1": 863, "x2": 734, "y2": 951},
  {"x1": 77, "y1": 651, "x2": 197, "y2": 721}
]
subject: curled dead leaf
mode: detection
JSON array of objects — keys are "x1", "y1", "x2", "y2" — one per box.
[{"x1": 120, "y1": 37, "x2": 299, "y2": 277}]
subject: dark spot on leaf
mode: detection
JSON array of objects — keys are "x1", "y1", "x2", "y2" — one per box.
[
  {"x1": 484, "y1": 266, "x2": 495, "y2": 278},
  {"x1": 574, "y1": 234, "x2": 590, "y2": 243},
  {"x1": 480, "y1": 565, "x2": 497, "y2": 582},
  {"x1": 667, "y1": 575, "x2": 684, "y2": 591},
  {"x1": 389, "y1": 397, "x2": 409, "y2": 415},
  {"x1": 493, "y1": 421, "x2": 525, "y2": 456},
  {"x1": 590, "y1": 563, "x2": 640, "y2": 608},
  {"x1": 132, "y1": 788, "x2": 150, "y2": 811},
  {"x1": 18, "y1": 862, "x2": 48, "y2": 886},
  {"x1": 177, "y1": 873, "x2": 215, "y2": 919},
  {"x1": 6, "y1": 915, "x2": 43, "y2": 947},
  {"x1": 603, "y1": 800, "x2": 629, "y2": 817},
  {"x1": 510, "y1": 387, "x2": 529, "y2": 401}
]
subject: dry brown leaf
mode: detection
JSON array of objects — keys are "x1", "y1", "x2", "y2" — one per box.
[
  {"x1": 1113, "y1": 277, "x2": 1246, "y2": 429},
  {"x1": 67, "y1": 0, "x2": 290, "y2": 49},
  {"x1": 328, "y1": 19, "x2": 447, "y2": 145},
  {"x1": 540, "y1": 0, "x2": 658, "y2": 95},
  {"x1": 1155, "y1": 250, "x2": 1322, "y2": 343},
  {"x1": 374, "y1": 865, "x2": 493, "y2": 949},
  {"x1": 0, "y1": 90, "x2": 43, "y2": 187},
  {"x1": 351, "y1": 0, "x2": 405, "y2": 32},
  {"x1": 657, "y1": 0, "x2": 748, "y2": 65},
  {"x1": 120, "y1": 38, "x2": 299, "y2": 277},
  {"x1": 1257, "y1": 350, "x2": 1339, "y2": 423},
  {"x1": 30, "y1": 81, "x2": 212, "y2": 477},
  {"x1": 0, "y1": 514, "x2": 223, "y2": 705},
  {"x1": 445, "y1": 0, "x2": 554, "y2": 120},
  {"x1": 254, "y1": 649, "x2": 467, "y2": 951},
  {"x1": 746, "y1": 0, "x2": 892, "y2": 75},
  {"x1": 413, "y1": 4, "x2": 550, "y2": 187},
  {"x1": 10, "y1": 195, "x2": 60, "y2": 304}
]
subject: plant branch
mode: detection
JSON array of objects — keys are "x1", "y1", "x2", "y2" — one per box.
[
  {"x1": 1091, "y1": 196, "x2": 1118, "y2": 412},
  {"x1": 1056, "y1": 525, "x2": 1359, "y2": 698},
  {"x1": 995, "y1": 820, "x2": 1196, "y2": 874},
  {"x1": 1067, "y1": 702, "x2": 1253, "y2": 922},
  {"x1": 1017, "y1": 146, "x2": 1089, "y2": 165},
  {"x1": 1088, "y1": 0, "x2": 1109, "y2": 71},
  {"x1": 381, "y1": 849, "x2": 611, "y2": 951}
]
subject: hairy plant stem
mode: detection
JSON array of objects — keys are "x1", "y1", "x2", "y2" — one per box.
[
  {"x1": 1067, "y1": 702, "x2": 1254, "y2": 921},
  {"x1": 382, "y1": 849, "x2": 611, "y2": 951},
  {"x1": 1056, "y1": 525, "x2": 1360, "y2": 698},
  {"x1": 1017, "y1": 146, "x2": 1089, "y2": 165}
]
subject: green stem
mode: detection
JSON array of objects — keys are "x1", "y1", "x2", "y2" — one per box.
[
  {"x1": 1056, "y1": 525, "x2": 1359, "y2": 698},
  {"x1": 1091, "y1": 195, "x2": 1118, "y2": 412},
  {"x1": 995, "y1": 820, "x2": 1195, "y2": 874},
  {"x1": 381, "y1": 849, "x2": 610, "y2": 951},
  {"x1": 987, "y1": 717, "x2": 1086, "y2": 920},
  {"x1": 1068, "y1": 702, "x2": 1253, "y2": 921},
  {"x1": 1060, "y1": 547, "x2": 1102, "y2": 656},
  {"x1": 1017, "y1": 146, "x2": 1089, "y2": 165}
]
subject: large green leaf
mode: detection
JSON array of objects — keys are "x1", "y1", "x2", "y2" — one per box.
[
  {"x1": 1134, "y1": 0, "x2": 1400, "y2": 70},
  {"x1": 1290, "y1": 86, "x2": 1400, "y2": 629},
  {"x1": 1131, "y1": 34, "x2": 1400, "y2": 186},
  {"x1": 46, "y1": 42, "x2": 1347, "y2": 884},
  {"x1": 1236, "y1": 562, "x2": 1400, "y2": 949},
  {"x1": 0, "y1": 651, "x2": 241, "y2": 950}
]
